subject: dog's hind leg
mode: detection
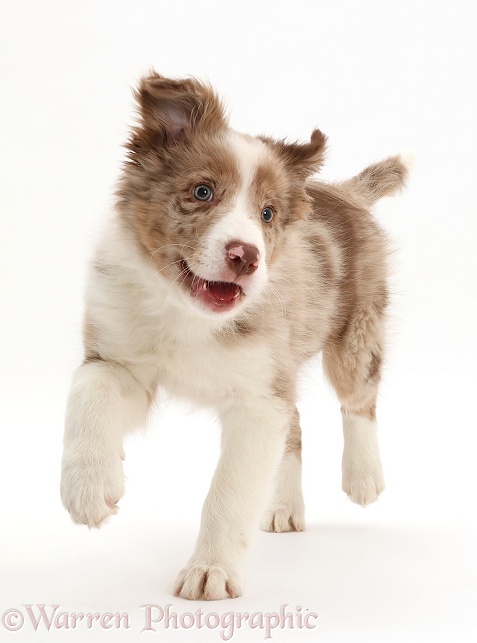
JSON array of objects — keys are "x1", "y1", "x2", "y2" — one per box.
[
  {"x1": 323, "y1": 299, "x2": 386, "y2": 506},
  {"x1": 60, "y1": 359, "x2": 151, "y2": 527},
  {"x1": 260, "y1": 407, "x2": 305, "y2": 532}
]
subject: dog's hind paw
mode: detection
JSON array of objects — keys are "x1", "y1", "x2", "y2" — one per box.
[
  {"x1": 342, "y1": 468, "x2": 385, "y2": 507},
  {"x1": 173, "y1": 564, "x2": 242, "y2": 601},
  {"x1": 260, "y1": 505, "x2": 305, "y2": 533}
]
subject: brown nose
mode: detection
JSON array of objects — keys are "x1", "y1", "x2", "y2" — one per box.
[{"x1": 225, "y1": 241, "x2": 260, "y2": 277}]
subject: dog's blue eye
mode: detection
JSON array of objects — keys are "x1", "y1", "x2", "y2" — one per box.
[
  {"x1": 261, "y1": 207, "x2": 274, "y2": 223},
  {"x1": 193, "y1": 185, "x2": 214, "y2": 202}
]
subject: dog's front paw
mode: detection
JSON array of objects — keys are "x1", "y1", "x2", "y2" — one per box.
[
  {"x1": 60, "y1": 451, "x2": 125, "y2": 527},
  {"x1": 173, "y1": 564, "x2": 243, "y2": 601},
  {"x1": 260, "y1": 504, "x2": 305, "y2": 532},
  {"x1": 342, "y1": 462, "x2": 385, "y2": 506}
]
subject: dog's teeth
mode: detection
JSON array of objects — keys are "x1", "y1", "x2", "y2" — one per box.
[{"x1": 202, "y1": 282, "x2": 208, "y2": 290}]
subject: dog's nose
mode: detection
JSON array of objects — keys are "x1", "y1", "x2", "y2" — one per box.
[{"x1": 225, "y1": 241, "x2": 260, "y2": 277}]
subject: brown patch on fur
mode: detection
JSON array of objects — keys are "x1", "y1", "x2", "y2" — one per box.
[
  {"x1": 285, "y1": 408, "x2": 302, "y2": 459},
  {"x1": 260, "y1": 129, "x2": 327, "y2": 178},
  {"x1": 323, "y1": 300, "x2": 385, "y2": 412},
  {"x1": 306, "y1": 232, "x2": 339, "y2": 288},
  {"x1": 272, "y1": 373, "x2": 296, "y2": 405},
  {"x1": 255, "y1": 133, "x2": 328, "y2": 266},
  {"x1": 367, "y1": 402, "x2": 377, "y2": 420},
  {"x1": 341, "y1": 403, "x2": 376, "y2": 421},
  {"x1": 339, "y1": 155, "x2": 408, "y2": 208},
  {"x1": 247, "y1": 159, "x2": 317, "y2": 268},
  {"x1": 131, "y1": 72, "x2": 227, "y2": 151},
  {"x1": 250, "y1": 163, "x2": 291, "y2": 223},
  {"x1": 213, "y1": 316, "x2": 258, "y2": 345},
  {"x1": 315, "y1": 177, "x2": 392, "y2": 413},
  {"x1": 367, "y1": 351, "x2": 382, "y2": 382},
  {"x1": 372, "y1": 285, "x2": 389, "y2": 314},
  {"x1": 121, "y1": 134, "x2": 241, "y2": 278},
  {"x1": 117, "y1": 72, "x2": 233, "y2": 238},
  {"x1": 231, "y1": 318, "x2": 254, "y2": 336},
  {"x1": 83, "y1": 313, "x2": 102, "y2": 363},
  {"x1": 236, "y1": 149, "x2": 316, "y2": 270},
  {"x1": 119, "y1": 75, "x2": 230, "y2": 242},
  {"x1": 307, "y1": 182, "x2": 390, "y2": 344}
]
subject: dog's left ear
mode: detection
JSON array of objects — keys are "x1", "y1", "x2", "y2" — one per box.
[
  {"x1": 263, "y1": 129, "x2": 327, "y2": 177},
  {"x1": 134, "y1": 71, "x2": 227, "y2": 146}
]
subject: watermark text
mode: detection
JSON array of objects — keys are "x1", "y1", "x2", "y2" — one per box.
[{"x1": 1, "y1": 603, "x2": 318, "y2": 640}]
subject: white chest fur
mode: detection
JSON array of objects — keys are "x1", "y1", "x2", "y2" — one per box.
[{"x1": 88, "y1": 225, "x2": 275, "y2": 407}]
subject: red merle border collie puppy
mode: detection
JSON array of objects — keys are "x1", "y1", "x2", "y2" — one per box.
[{"x1": 60, "y1": 72, "x2": 409, "y2": 600}]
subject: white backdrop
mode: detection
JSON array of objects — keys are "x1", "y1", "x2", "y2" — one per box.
[{"x1": 1, "y1": 1, "x2": 476, "y2": 641}]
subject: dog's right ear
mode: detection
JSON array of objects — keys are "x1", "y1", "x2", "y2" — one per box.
[
  {"x1": 261, "y1": 129, "x2": 327, "y2": 178},
  {"x1": 133, "y1": 71, "x2": 227, "y2": 147}
]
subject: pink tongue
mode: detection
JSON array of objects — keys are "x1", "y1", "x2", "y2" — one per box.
[{"x1": 207, "y1": 281, "x2": 240, "y2": 302}]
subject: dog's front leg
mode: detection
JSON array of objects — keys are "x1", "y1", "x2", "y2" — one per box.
[
  {"x1": 60, "y1": 360, "x2": 150, "y2": 527},
  {"x1": 174, "y1": 395, "x2": 290, "y2": 600}
]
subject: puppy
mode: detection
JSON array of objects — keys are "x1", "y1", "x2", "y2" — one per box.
[{"x1": 60, "y1": 71, "x2": 409, "y2": 600}]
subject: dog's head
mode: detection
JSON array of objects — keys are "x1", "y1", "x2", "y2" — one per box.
[{"x1": 119, "y1": 71, "x2": 326, "y2": 319}]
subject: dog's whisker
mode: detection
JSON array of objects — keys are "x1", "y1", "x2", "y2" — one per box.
[
  {"x1": 137, "y1": 258, "x2": 186, "y2": 300},
  {"x1": 150, "y1": 243, "x2": 199, "y2": 260},
  {"x1": 263, "y1": 286, "x2": 287, "y2": 329},
  {"x1": 171, "y1": 260, "x2": 202, "y2": 290},
  {"x1": 267, "y1": 283, "x2": 287, "y2": 320}
]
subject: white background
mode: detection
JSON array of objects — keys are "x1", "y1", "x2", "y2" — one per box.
[{"x1": 1, "y1": 1, "x2": 476, "y2": 641}]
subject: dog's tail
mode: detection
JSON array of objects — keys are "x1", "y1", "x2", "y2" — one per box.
[{"x1": 338, "y1": 152, "x2": 414, "y2": 207}]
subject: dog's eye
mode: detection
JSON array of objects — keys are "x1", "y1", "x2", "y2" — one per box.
[
  {"x1": 261, "y1": 207, "x2": 274, "y2": 223},
  {"x1": 193, "y1": 185, "x2": 214, "y2": 202}
]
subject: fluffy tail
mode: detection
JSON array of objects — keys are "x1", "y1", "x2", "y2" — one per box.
[{"x1": 338, "y1": 152, "x2": 413, "y2": 207}]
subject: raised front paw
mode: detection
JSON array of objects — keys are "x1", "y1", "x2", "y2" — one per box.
[
  {"x1": 60, "y1": 451, "x2": 125, "y2": 527},
  {"x1": 173, "y1": 564, "x2": 243, "y2": 601}
]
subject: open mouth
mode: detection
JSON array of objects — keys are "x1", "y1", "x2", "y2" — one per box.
[{"x1": 180, "y1": 259, "x2": 244, "y2": 312}]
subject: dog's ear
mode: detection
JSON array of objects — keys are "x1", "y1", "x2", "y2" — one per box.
[
  {"x1": 134, "y1": 71, "x2": 227, "y2": 146},
  {"x1": 262, "y1": 129, "x2": 327, "y2": 177}
]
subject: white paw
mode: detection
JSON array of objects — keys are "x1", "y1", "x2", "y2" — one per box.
[
  {"x1": 174, "y1": 564, "x2": 243, "y2": 601},
  {"x1": 60, "y1": 451, "x2": 125, "y2": 527},
  {"x1": 342, "y1": 463, "x2": 385, "y2": 506},
  {"x1": 261, "y1": 452, "x2": 305, "y2": 532},
  {"x1": 260, "y1": 504, "x2": 305, "y2": 532},
  {"x1": 341, "y1": 413, "x2": 385, "y2": 506}
]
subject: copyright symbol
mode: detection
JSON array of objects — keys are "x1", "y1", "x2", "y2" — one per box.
[{"x1": 2, "y1": 609, "x2": 24, "y2": 631}]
